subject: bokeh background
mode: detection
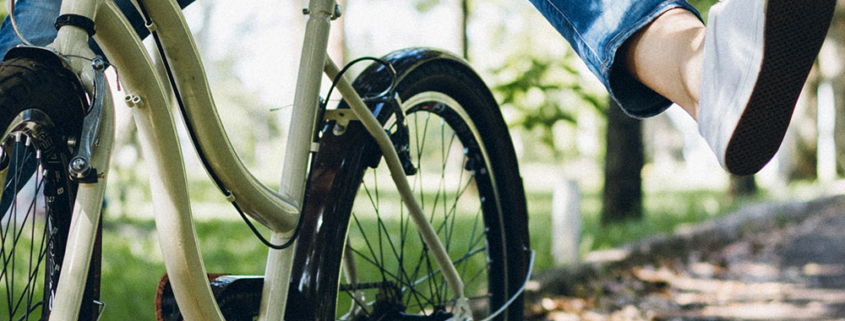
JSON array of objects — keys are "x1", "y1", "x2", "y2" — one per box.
[{"x1": 4, "y1": 0, "x2": 845, "y2": 319}]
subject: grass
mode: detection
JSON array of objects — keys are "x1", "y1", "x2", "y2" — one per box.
[
  {"x1": 2, "y1": 177, "x2": 753, "y2": 320},
  {"x1": 98, "y1": 218, "x2": 268, "y2": 320},
  {"x1": 527, "y1": 189, "x2": 750, "y2": 272},
  {"x1": 98, "y1": 188, "x2": 747, "y2": 320}
]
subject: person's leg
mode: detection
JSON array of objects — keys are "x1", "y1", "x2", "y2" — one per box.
[
  {"x1": 530, "y1": 0, "x2": 835, "y2": 175},
  {"x1": 626, "y1": 0, "x2": 834, "y2": 175},
  {"x1": 624, "y1": 8, "x2": 703, "y2": 120},
  {"x1": 0, "y1": 0, "x2": 62, "y2": 55},
  {"x1": 528, "y1": 0, "x2": 701, "y2": 118},
  {"x1": 0, "y1": 0, "x2": 198, "y2": 58}
]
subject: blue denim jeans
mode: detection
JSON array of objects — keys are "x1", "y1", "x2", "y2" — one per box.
[
  {"x1": 529, "y1": 0, "x2": 701, "y2": 117},
  {"x1": 0, "y1": 0, "x2": 194, "y2": 58},
  {"x1": 4, "y1": 0, "x2": 700, "y2": 117}
]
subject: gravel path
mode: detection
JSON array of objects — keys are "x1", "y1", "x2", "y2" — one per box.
[{"x1": 526, "y1": 195, "x2": 845, "y2": 320}]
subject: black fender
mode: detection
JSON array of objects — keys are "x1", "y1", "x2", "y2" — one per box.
[
  {"x1": 3, "y1": 46, "x2": 89, "y2": 118},
  {"x1": 285, "y1": 48, "x2": 494, "y2": 320},
  {"x1": 4, "y1": 46, "x2": 74, "y2": 72},
  {"x1": 349, "y1": 47, "x2": 493, "y2": 119}
]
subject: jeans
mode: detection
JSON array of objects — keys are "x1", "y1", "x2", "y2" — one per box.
[
  {"x1": 3, "y1": 0, "x2": 700, "y2": 117},
  {"x1": 0, "y1": 0, "x2": 195, "y2": 58},
  {"x1": 528, "y1": 0, "x2": 701, "y2": 117}
]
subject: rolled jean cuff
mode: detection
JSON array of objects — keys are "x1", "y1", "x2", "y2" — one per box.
[
  {"x1": 0, "y1": 0, "x2": 195, "y2": 59},
  {"x1": 529, "y1": 0, "x2": 702, "y2": 118},
  {"x1": 607, "y1": 1, "x2": 702, "y2": 118}
]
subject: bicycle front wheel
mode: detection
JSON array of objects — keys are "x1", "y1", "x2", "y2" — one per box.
[
  {"x1": 290, "y1": 56, "x2": 529, "y2": 321},
  {"x1": 0, "y1": 56, "x2": 97, "y2": 320}
]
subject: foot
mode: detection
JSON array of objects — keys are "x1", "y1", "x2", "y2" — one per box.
[{"x1": 698, "y1": 0, "x2": 835, "y2": 175}]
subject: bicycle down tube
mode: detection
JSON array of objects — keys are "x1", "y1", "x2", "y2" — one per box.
[
  {"x1": 41, "y1": 0, "x2": 474, "y2": 320},
  {"x1": 45, "y1": 0, "x2": 295, "y2": 319}
]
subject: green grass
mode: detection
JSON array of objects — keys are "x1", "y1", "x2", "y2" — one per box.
[
  {"x1": 101, "y1": 188, "x2": 746, "y2": 320},
  {"x1": 527, "y1": 189, "x2": 750, "y2": 272},
  {"x1": 98, "y1": 217, "x2": 269, "y2": 320},
  {"x1": 1, "y1": 181, "x2": 750, "y2": 320}
]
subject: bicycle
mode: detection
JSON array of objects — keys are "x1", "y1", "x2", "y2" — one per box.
[{"x1": 0, "y1": 0, "x2": 532, "y2": 320}]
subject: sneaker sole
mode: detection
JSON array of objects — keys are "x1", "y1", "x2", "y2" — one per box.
[{"x1": 724, "y1": 0, "x2": 835, "y2": 176}]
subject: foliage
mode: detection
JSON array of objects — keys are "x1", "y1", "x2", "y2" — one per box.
[
  {"x1": 491, "y1": 47, "x2": 606, "y2": 157},
  {"x1": 414, "y1": 0, "x2": 442, "y2": 12},
  {"x1": 485, "y1": 0, "x2": 718, "y2": 158},
  {"x1": 687, "y1": 0, "x2": 719, "y2": 18},
  {"x1": 471, "y1": 0, "x2": 609, "y2": 158}
]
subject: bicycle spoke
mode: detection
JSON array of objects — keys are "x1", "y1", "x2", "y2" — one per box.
[
  {"x1": 24, "y1": 176, "x2": 36, "y2": 320},
  {"x1": 6, "y1": 146, "x2": 50, "y2": 320},
  {"x1": 6, "y1": 144, "x2": 27, "y2": 317},
  {"x1": 414, "y1": 112, "x2": 432, "y2": 208},
  {"x1": 345, "y1": 245, "x2": 433, "y2": 309},
  {"x1": 13, "y1": 223, "x2": 48, "y2": 320},
  {"x1": 350, "y1": 212, "x2": 387, "y2": 282},
  {"x1": 352, "y1": 206, "x2": 430, "y2": 306},
  {"x1": 26, "y1": 170, "x2": 46, "y2": 319},
  {"x1": 0, "y1": 141, "x2": 43, "y2": 320},
  {"x1": 0, "y1": 57, "x2": 95, "y2": 321},
  {"x1": 333, "y1": 82, "x2": 525, "y2": 319},
  {"x1": 455, "y1": 188, "x2": 480, "y2": 285}
]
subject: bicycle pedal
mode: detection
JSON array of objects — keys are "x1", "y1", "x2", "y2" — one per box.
[{"x1": 155, "y1": 274, "x2": 264, "y2": 321}]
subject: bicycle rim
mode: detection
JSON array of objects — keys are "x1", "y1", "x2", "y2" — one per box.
[
  {"x1": 287, "y1": 58, "x2": 528, "y2": 321},
  {"x1": 341, "y1": 94, "x2": 509, "y2": 320},
  {"x1": 0, "y1": 112, "x2": 72, "y2": 320}
]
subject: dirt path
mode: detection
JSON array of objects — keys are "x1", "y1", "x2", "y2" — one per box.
[{"x1": 527, "y1": 195, "x2": 845, "y2": 320}]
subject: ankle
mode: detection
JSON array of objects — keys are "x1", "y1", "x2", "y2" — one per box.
[{"x1": 625, "y1": 8, "x2": 705, "y2": 119}]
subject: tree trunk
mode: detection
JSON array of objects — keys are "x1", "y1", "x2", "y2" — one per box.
[
  {"x1": 729, "y1": 175, "x2": 757, "y2": 199},
  {"x1": 602, "y1": 99, "x2": 644, "y2": 225},
  {"x1": 826, "y1": 1, "x2": 845, "y2": 177},
  {"x1": 460, "y1": 0, "x2": 469, "y2": 59}
]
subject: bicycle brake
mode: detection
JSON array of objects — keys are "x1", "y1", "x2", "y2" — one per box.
[
  {"x1": 361, "y1": 93, "x2": 416, "y2": 175},
  {"x1": 69, "y1": 56, "x2": 107, "y2": 183}
]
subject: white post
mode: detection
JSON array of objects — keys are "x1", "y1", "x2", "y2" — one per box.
[
  {"x1": 818, "y1": 81, "x2": 836, "y2": 183},
  {"x1": 552, "y1": 179, "x2": 581, "y2": 266}
]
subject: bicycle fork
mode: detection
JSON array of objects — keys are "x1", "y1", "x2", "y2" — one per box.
[
  {"x1": 292, "y1": 0, "x2": 472, "y2": 318},
  {"x1": 322, "y1": 59, "x2": 473, "y2": 320}
]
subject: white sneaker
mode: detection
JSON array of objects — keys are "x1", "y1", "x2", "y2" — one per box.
[{"x1": 698, "y1": 0, "x2": 835, "y2": 176}]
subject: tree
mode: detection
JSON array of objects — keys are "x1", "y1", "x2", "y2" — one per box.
[
  {"x1": 729, "y1": 175, "x2": 757, "y2": 199},
  {"x1": 821, "y1": 1, "x2": 845, "y2": 179},
  {"x1": 460, "y1": 0, "x2": 469, "y2": 59},
  {"x1": 602, "y1": 99, "x2": 644, "y2": 224},
  {"x1": 493, "y1": 55, "x2": 604, "y2": 158}
]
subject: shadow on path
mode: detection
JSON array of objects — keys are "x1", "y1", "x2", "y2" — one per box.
[{"x1": 528, "y1": 195, "x2": 845, "y2": 320}]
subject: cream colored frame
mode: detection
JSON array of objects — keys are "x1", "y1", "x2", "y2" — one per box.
[{"x1": 40, "y1": 0, "x2": 470, "y2": 320}]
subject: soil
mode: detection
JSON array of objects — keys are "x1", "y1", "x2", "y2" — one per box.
[{"x1": 526, "y1": 195, "x2": 845, "y2": 321}]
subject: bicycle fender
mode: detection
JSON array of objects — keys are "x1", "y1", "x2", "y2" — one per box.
[
  {"x1": 3, "y1": 46, "x2": 70, "y2": 70},
  {"x1": 285, "y1": 48, "x2": 496, "y2": 320},
  {"x1": 351, "y1": 47, "x2": 489, "y2": 116}
]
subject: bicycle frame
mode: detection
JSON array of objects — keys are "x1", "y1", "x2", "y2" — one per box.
[{"x1": 34, "y1": 0, "x2": 470, "y2": 319}]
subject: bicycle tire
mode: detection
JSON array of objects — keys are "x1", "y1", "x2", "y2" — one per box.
[
  {"x1": 289, "y1": 53, "x2": 529, "y2": 320},
  {"x1": 0, "y1": 56, "x2": 99, "y2": 321}
]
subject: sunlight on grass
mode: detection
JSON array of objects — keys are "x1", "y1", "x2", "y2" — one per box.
[
  {"x1": 92, "y1": 175, "x2": 753, "y2": 319},
  {"x1": 528, "y1": 189, "x2": 752, "y2": 272},
  {"x1": 98, "y1": 218, "x2": 268, "y2": 320}
]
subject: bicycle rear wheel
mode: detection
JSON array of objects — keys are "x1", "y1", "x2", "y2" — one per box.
[
  {"x1": 289, "y1": 56, "x2": 529, "y2": 320},
  {"x1": 0, "y1": 56, "x2": 98, "y2": 320}
]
